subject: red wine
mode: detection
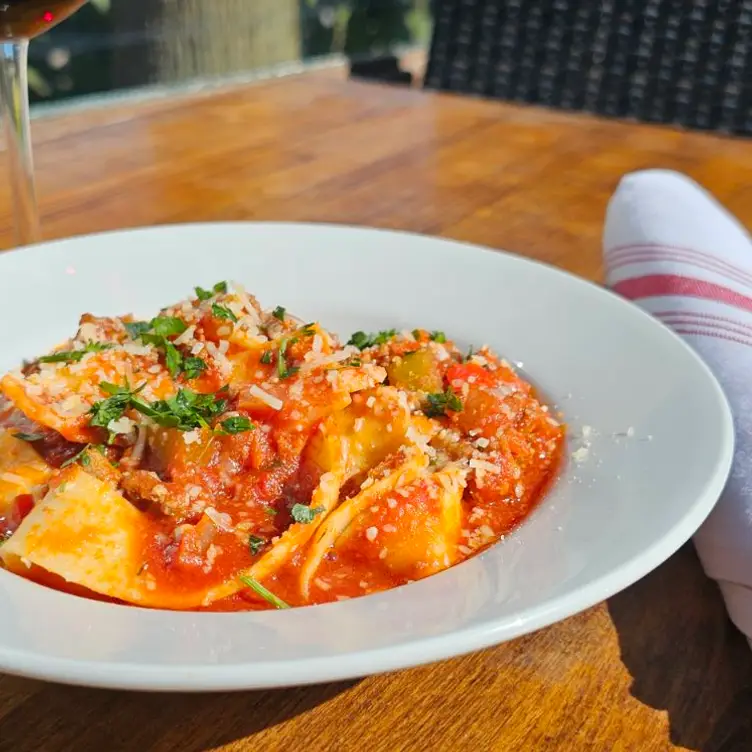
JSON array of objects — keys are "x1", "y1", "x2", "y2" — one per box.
[{"x1": 0, "y1": 0, "x2": 86, "y2": 40}]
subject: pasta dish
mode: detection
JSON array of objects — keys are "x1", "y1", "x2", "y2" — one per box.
[{"x1": 0, "y1": 282, "x2": 564, "y2": 610}]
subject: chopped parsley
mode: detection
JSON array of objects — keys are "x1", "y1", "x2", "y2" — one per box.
[
  {"x1": 38, "y1": 341, "x2": 114, "y2": 364},
  {"x1": 290, "y1": 503, "x2": 325, "y2": 524},
  {"x1": 248, "y1": 535, "x2": 265, "y2": 555},
  {"x1": 260, "y1": 350, "x2": 273, "y2": 365},
  {"x1": 89, "y1": 382, "x2": 140, "y2": 434},
  {"x1": 60, "y1": 443, "x2": 103, "y2": 469},
  {"x1": 150, "y1": 316, "x2": 187, "y2": 338},
  {"x1": 430, "y1": 331, "x2": 447, "y2": 343},
  {"x1": 125, "y1": 321, "x2": 151, "y2": 339},
  {"x1": 132, "y1": 388, "x2": 228, "y2": 432},
  {"x1": 136, "y1": 317, "x2": 201, "y2": 380},
  {"x1": 239, "y1": 574, "x2": 289, "y2": 609},
  {"x1": 216, "y1": 416, "x2": 255, "y2": 435},
  {"x1": 276, "y1": 338, "x2": 299, "y2": 380},
  {"x1": 164, "y1": 342, "x2": 182, "y2": 379},
  {"x1": 13, "y1": 432, "x2": 45, "y2": 442},
  {"x1": 195, "y1": 281, "x2": 227, "y2": 301},
  {"x1": 301, "y1": 323, "x2": 316, "y2": 336},
  {"x1": 212, "y1": 303, "x2": 238, "y2": 323},
  {"x1": 182, "y1": 356, "x2": 207, "y2": 380},
  {"x1": 89, "y1": 382, "x2": 229, "y2": 434},
  {"x1": 272, "y1": 306, "x2": 286, "y2": 321},
  {"x1": 347, "y1": 329, "x2": 397, "y2": 350},
  {"x1": 194, "y1": 286, "x2": 213, "y2": 301},
  {"x1": 424, "y1": 388, "x2": 463, "y2": 418}
]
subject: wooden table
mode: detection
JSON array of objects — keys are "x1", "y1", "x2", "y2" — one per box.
[{"x1": 1, "y1": 74, "x2": 752, "y2": 752}]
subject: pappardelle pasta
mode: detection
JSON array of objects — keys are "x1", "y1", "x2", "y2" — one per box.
[{"x1": 0, "y1": 283, "x2": 564, "y2": 610}]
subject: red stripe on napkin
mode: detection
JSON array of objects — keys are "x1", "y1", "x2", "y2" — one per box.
[
  {"x1": 655, "y1": 311, "x2": 752, "y2": 339},
  {"x1": 607, "y1": 251, "x2": 752, "y2": 289},
  {"x1": 607, "y1": 243, "x2": 752, "y2": 286},
  {"x1": 612, "y1": 274, "x2": 752, "y2": 314},
  {"x1": 672, "y1": 328, "x2": 752, "y2": 348}
]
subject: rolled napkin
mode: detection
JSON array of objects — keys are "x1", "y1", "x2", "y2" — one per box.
[{"x1": 604, "y1": 168, "x2": 752, "y2": 643}]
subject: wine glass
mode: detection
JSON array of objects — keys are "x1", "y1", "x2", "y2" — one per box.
[{"x1": 0, "y1": 1, "x2": 87, "y2": 246}]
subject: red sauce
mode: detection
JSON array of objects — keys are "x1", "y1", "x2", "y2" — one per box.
[{"x1": 3, "y1": 321, "x2": 565, "y2": 612}]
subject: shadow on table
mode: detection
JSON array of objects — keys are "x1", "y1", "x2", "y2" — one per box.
[
  {"x1": 0, "y1": 677, "x2": 358, "y2": 752},
  {"x1": 607, "y1": 544, "x2": 752, "y2": 752}
]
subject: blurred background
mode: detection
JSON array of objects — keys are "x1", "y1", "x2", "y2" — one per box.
[{"x1": 27, "y1": 0, "x2": 433, "y2": 106}]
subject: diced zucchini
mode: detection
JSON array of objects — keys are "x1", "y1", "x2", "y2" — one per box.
[{"x1": 386, "y1": 348, "x2": 442, "y2": 392}]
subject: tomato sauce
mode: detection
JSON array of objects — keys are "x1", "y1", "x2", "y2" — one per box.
[{"x1": 0, "y1": 289, "x2": 565, "y2": 612}]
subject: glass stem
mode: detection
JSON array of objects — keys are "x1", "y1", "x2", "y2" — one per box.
[{"x1": 0, "y1": 41, "x2": 39, "y2": 247}]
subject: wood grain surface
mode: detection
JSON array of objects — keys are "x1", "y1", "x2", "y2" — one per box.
[{"x1": 1, "y1": 75, "x2": 752, "y2": 752}]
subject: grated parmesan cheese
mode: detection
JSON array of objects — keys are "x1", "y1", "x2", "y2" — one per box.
[
  {"x1": 248, "y1": 384, "x2": 283, "y2": 411},
  {"x1": 108, "y1": 416, "x2": 135, "y2": 435},
  {"x1": 205, "y1": 507, "x2": 233, "y2": 531},
  {"x1": 469, "y1": 459, "x2": 499, "y2": 474},
  {"x1": 174, "y1": 325, "x2": 196, "y2": 346},
  {"x1": 571, "y1": 446, "x2": 589, "y2": 463}
]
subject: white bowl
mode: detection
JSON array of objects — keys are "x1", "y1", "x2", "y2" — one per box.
[{"x1": 0, "y1": 223, "x2": 733, "y2": 691}]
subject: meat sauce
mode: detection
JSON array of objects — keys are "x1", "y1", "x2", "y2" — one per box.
[{"x1": 0, "y1": 287, "x2": 564, "y2": 611}]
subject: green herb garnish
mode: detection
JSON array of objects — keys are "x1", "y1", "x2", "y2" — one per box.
[
  {"x1": 164, "y1": 342, "x2": 183, "y2": 379},
  {"x1": 301, "y1": 323, "x2": 316, "y2": 336},
  {"x1": 239, "y1": 574, "x2": 290, "y2": 609},
  {"x1": 38, "y1": 342, "x2": 114, "y2": 364},
  {"x1": 125, "y1": 321, "x2": 151, "y2": 339},
  {"x1": 131, "y1": 388, "x2": 227, "y2": 432},
  {"x1": 60, "y1": 443, "x2": 102, "y2": 469},
  {"x1": 89, "y1": 383, "x2": 228, "y2": 434},
  {"x1": 182, "y1": 357, "x2": 207, "y2": 380},
  {"x1": 194, "y1": 286, "x2": 213, "y2": 301},
  {"x1": 89, "y1": 382, "x2": 140, "y2": 433},
  {"x1": 248, "y1": 535, "x2": 265, "y2": 556},
  {"x1": 290, "y1": 503, "x2": 325, "y2": 524},
  {"x1": 465, "y1": 346, "x2": 474, "y2": 362},
  {"x1": 347, "y1": 329, "x2": 397, "y2": 350},
  {"x1": 136, "y1": 317, "x2": 197, "y2": 380},
  {"x1": 430, "y1": 331, "x2": 447, "y2": 343},
  {"x1": 216, "y1": 416, "x2": 255, "y2": 435},
  {"x1": 272, "y1": 306, "x2": 286, "y2": 321},
  {"x1": 150, "y1": 316, "x2": 188, "y2": 338},
  {"x1": 260, "y1": 350, "x2": 273, "y2": 365},
  {"x1": 13, "y1": 432, "x2": 45, "y2": 442},
  {"x1": 424, "y1": 388, "x2": 463, "y2": 418},
  {"x1": 195, "y1": 281, "x2": 227, "y2": 301},
  {"x1": 276, "y1": 338, "x2": 299, "y2": 380},
  {"x1": 212, "y1": 303, "x2": 238, "y2": 323}
]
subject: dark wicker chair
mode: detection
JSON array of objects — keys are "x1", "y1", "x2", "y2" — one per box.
[{"x1": 424, "y1": 0, "x2": 752, "y2": 135}]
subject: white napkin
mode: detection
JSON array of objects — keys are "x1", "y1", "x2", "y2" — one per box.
[{"x1": 604, "y1": 169, "x2": 752, "y2": 644}]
